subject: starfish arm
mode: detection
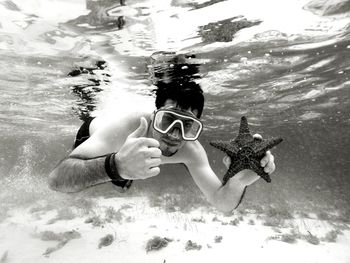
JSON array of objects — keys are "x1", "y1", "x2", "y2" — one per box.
[
  {"x1": 254, "y1": 137, "x2": 283, "y2": 157},
  {"x1": 249, "y1": 158, "x2": 271, "y2": 182},
  {"x1": 259, "y1": 172, "x2": 271, "y2": 183},
  {"x1": 211, "y1": 117, "x2": 282, "y2": 184},
  {"x1": 210, "y1": 141, "x2": 239, "y2": 156},
  {"x1": 222, "y1": 162, "x2": 244, "y2": 184},
  {"x1": 235, "y1": 134, "x2": 254, "y2": 144},
  {"x1": 238, "y1": 116, "x2": 250, "y2": 134}
]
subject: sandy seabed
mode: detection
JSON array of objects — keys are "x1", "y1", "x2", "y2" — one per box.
[{"x1": 0, "y1": 196, "x2": 349, "y2": 263}]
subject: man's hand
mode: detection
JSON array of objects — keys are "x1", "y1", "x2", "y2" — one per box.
[
  {"x1": 223, "y1": 133, "x2": 276, "y2": 186},
  {"x1": 115, "y1": 117, "x2": 162, "y2": 180}
]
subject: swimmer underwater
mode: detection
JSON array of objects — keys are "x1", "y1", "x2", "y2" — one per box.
[{"x1": 48, "y1": 81, "x2": 276, "y2": 212}]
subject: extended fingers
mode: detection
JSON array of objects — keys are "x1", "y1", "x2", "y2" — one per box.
[
  {"x1": 139, "y1": 146, "x2": 161, "y2": 159},
  {"x1": 146, "y1": 167, "x2": 160, "y2": 177},
  {"x1": 146, "y1": 158, "x2": 161, "y2": 167},
  {"x1": 264, "y1": 162, "x2": 275, "y2": 174},
  {"x1": 137, "y1": 138, "x2": 160, "y2": 148},
  {"x1": 147, "y1": 147, "x2": 162, "y2": 158},
  {"x1": 261, "y1": 151, "x2": 275, "y2": 174},
  {"x1": 261, "y1": 151, "x2": 272, "y2": 166}
]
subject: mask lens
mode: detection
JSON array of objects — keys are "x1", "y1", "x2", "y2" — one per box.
[
  {"x1": 159, "y1": 113, "x2": 176, "y2": 130},
  {"x1": 181, "y1": 119, "x2": 197, "y2": 137}
]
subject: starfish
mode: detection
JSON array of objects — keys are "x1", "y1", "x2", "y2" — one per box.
[{"x1": 210, "y1": 116, "x2": 283, "y2": 184}]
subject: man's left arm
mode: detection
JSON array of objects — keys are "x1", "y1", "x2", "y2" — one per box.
[{"x1": 184, "y1": 141, "x2": 275, "y2": 213}]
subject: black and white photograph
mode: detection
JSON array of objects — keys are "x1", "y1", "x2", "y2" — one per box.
[{"x1": 0, "y1": 0, "x2": 349, "y2": 262}]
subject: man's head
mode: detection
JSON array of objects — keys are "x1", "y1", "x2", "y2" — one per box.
[
  {"x1": 154, "y1": 81, "x2": 204, "y2": 118},
  {"x1": 151, "y1": 81, "x2": 204, "y2": 156}
]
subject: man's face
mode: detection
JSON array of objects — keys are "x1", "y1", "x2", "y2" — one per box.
[{"x1": 151, "y1": 99, "x2": 200, "y2": 157}]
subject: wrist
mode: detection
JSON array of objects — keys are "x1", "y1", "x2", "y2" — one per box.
[
  {"x1": 105, "y1": 153, "x2": 126, "y2": 181},
  {"x1": 228, "y1": 174, "x2": 248, "y2": 189},
  {"x1": 231, "y1": 169, "x2": 259, "y2": 187},
  {"x1": 226, "y1": 176, "x2": 248, "y2": 210}
]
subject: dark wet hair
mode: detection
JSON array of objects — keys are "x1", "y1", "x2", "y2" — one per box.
[{"x1": 154, "y1": 81, "x2": 204, "y2": 118}]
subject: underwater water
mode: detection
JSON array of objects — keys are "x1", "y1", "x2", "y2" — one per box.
[{"x1": 0, "y1": 0, "x2": 349, "y2": 219}]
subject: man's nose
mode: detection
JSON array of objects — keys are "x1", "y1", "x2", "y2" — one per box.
[{"x1": 168, "y1": 125, "x2": 182, "y2": 140}]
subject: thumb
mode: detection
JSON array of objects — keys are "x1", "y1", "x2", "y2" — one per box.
[
  {"x1": 128, "y1": 117, "x2": 149, "y2": 138},
  {"x1": 253, "y1": 133, "x2": 263, "y2": 140}
]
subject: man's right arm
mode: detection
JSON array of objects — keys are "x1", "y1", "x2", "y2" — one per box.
[
  {"x1": 48, "y1": 117, "x2": 161, "y2": 193},
  {"x1": 48, "y1": 155, "x2": 111, "y2": 193}
]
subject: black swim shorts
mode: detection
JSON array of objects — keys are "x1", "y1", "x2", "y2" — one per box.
[{"x1": 74, "y1": 117, "x2": 95, "y2": 148}]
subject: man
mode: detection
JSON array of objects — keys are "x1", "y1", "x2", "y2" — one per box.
[{"x1": 49, "y1": 81, "x2": 275, "y2": 212}]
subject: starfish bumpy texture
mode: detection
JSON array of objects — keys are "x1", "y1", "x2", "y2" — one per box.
[{"x1": 210, "y1": 116, "x2": 283, "y2": 184}]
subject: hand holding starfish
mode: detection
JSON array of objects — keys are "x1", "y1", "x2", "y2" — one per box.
[
  {"x1": 210, "y1": 116, "x2": 283, "y2": 184},
  {"x1": 223, "y1": 142, "x2": 275, "y2": 186}
]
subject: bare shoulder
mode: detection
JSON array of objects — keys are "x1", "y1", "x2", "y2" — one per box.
[
  {"x1": 91, "y1": 110, "x2": 147, "y2": 130},
  {"x1": 91, "y1": 111, "x2": 150, "y2": 139},
  {"x1": 71, "y1": 111, "x2": 151, "y2": 158}
]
